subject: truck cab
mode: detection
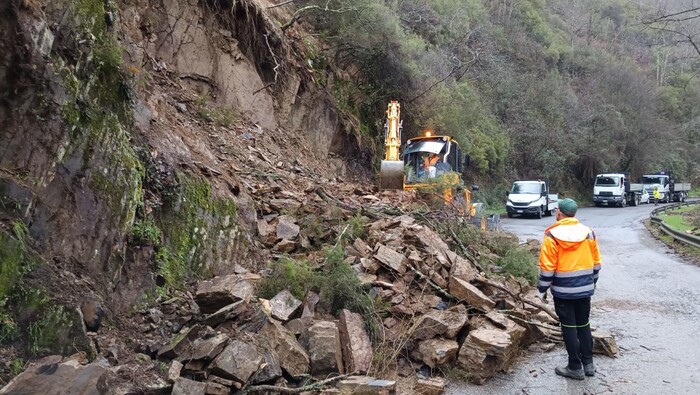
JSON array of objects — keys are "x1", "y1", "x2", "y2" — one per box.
[
  {"x1": 593, "y1": 173, "x2": 642, "y2": 207},
  {"x1": 641, "y1": 174, "x2": 669, "y2": 203},
  {"x1": 506, "y1": 180, "x2": 558, "y2": 219},
  {"x1": 641, "y1": 172, "x2": 690, "y2": 203}
]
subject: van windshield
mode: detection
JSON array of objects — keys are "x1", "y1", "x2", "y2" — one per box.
[
  {"x1": 595, "y1": 176, "x2": 619, "y2": 186},
  {"x1": 511, "y1": 183, "x2": 542, "y2": 194}
]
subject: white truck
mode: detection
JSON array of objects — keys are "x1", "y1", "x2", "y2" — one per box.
[
  {"x1": 506, "y1": 180, "x2": 559, "y2": 219},
  {"x1": 641, "y1": 172, "x2": 691, "y2": 203},
  {"x1": 593, "y1": 173, "x2": 645, "y2": 207}
]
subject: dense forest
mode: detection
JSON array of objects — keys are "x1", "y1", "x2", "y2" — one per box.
[{"x1": 287, "y1": 0, "x2": 700, "y2": 199}]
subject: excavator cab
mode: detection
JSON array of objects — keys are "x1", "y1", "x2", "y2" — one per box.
[
  {"x1": 400, "y1": 135, "x2": 471, "y2": 215},
  {"x1": 402, "y1": 136, "x2": 463, "y2": 185},
  {"x1": 378, "y1": 101, "x2": 483, "y2": 222}
]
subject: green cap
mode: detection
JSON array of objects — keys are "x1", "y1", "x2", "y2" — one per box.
[{"x1": 558, "y1": 198, "x2": 577, "y2": 216}]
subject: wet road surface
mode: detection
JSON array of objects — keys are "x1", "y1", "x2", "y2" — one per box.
[{"x1": 448, "y1": 203, "x2": 700, "y2": 394}]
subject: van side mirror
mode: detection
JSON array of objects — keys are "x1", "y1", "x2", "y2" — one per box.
[{"x1": 505, "y1": 190, "x2": 510, "y2": 197}]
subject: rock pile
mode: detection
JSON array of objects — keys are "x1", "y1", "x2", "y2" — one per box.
[
  {"x1": 136, "y1": 213, "x2": 561, "y2": 392},
  {"x1": 1, "y1": 185, "x2": 618, "y2": 394}
]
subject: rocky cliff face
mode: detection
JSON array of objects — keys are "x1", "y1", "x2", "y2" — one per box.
[{"x1": 0, "y1": 0, "x2": 371, "y2": 372}]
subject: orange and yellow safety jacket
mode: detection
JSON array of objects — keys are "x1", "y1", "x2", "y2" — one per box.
[
  {"x1": 424, "y1": 155, "x2": 439, "y2": 169},
  {"x1": 538, "y1": 217, "x2": 601, "y2": 299}
]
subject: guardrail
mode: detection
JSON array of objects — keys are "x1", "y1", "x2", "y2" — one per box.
[{"x1": 650, "y1": 200, "x2": 700, "y2": 248}]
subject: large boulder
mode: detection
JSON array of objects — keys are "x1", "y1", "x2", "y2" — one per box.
[
  {"x1": 301, "y1": 321, "x2": 344, "y2": 378},
  {"x1": 415, "y1": 339, "x2": 459, "y2": 369},
  {"x1": 412, "y1": 309, "x2": 467, "y2": 340},
  {"x1": 209, "y1": 339, "x2": 263, "y2": 383},
  {"x1": 172, "y1": 377, "x2": 206, "y2": 395},
  {"x1": 448, "y1": 277, "x2": 495, "y2": 311},
  {"x1": 276, "y1": 215, "x2": 300, "y2": 240},
  {"x1": 258, "y1": 319, "x2": 310, "y2": 378},
  {"x1": 177, "y1": 333, "x2": 229, "y2": 362},
  {"x1": 1, "y1": 359, "x2": 106, "y2": 395},
  {"x1": 374, "y1": 244, "x2": 407, "y2": 274},
  {"x1": 457, "y1": 319, "x2": 526, "y2": 384},
  {"x1": 269, "y1": 289, "x2": 302, "y2": 322},
  {"x1": 338, "y1": 309, "x2": 372, "y2": 374},
  {"x1": 158, "y1": 325, "x2": 203, "y2": 359},
  {"x1": 250, "y1": 350, "x2": 282, "y2": 384},
  {"x1": 195, "y1": 275, "x2": 254, "y2": 314}
]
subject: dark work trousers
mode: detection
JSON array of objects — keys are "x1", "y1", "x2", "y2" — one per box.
[{"x1": 553, "y1": 297, "x2": 593, "y2": 370}]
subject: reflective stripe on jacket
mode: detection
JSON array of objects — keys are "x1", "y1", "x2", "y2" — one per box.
[{"x1": 538, "y1": 218, "x2": 602, "y2": 299}]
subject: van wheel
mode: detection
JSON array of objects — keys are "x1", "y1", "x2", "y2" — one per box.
[{"x1": 507, "y1": 212, "x2": 513, "y2": 218}]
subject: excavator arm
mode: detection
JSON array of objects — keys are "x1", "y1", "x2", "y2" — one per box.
[
  {"x1": 384, "y1": 101, "x2": 401, "y2": 161},
  {"x1": 379, "y1": 101, "x2": 405, "y2": 189}
]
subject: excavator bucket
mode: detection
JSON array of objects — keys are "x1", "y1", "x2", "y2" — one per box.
[{"x1": 380, "y1": 160, "x2": 404, "y2": 190}]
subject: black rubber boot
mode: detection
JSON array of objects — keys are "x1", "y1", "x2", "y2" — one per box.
[{"x1": 555, "y1": 366, "x2": 585, "y2": 380}]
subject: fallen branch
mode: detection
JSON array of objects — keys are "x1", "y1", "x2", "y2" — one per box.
[
  {"x1": 314, "y1": 187, "x2": 395, "y2": 220},
  {"x1": 408, "y1": 264, "x2": 455, "y2": 301},
  {"x1": 508, "y1": 317, "x2": 562, "y2": 344},
  {"x1": 474, "y1": 277, "x2": 559, "y2": 322},
  {"x1": 507, "y1": 314, "x2": 561, "y2": 334},
  {"x1": 242, "y1": 373, "x2": 353, "y2": 394}
]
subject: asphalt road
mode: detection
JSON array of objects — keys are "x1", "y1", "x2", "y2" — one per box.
[{"x1": 448, "y1": 203, "x2": 700, "y2": 395}]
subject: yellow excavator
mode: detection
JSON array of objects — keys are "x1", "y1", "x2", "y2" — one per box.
[{"x1": 379, "y1": 101, "x2": 478, "y2": 220}]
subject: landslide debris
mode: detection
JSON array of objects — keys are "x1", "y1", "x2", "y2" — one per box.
[{"x1": 0, "y1": 0, "x2": 621, "y2": 394}]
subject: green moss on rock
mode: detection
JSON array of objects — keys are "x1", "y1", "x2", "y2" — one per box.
[
  {"x1": 27, "y1": 304, "x2": 93, "y2": 358},
  {"x1": 155, "y1": 174, "x2": 238, "y2": 290}
]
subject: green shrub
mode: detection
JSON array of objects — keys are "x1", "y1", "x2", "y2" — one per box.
[
  {"x1": 344, "y1": 214, "x2": 368, "y2": 241},
  {"x1": 257, "y1": 247, "x2": 373, "y2": 316},
  {"x1": 317, "y1": 246, "x2": 373, "y2": 315},
  {"x1": 498, "y1": 248, "x2": 539, "y2": 285},
  {"x1": 257, "y1": 257, "x2": 316, "y2": 300}
]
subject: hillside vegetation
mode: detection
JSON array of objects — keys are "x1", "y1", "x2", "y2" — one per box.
[{"x1": 290, "y1": 0, "x2": 700, "y2": 196}]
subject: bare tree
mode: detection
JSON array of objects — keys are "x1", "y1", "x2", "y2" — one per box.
[{"x1": 643, "y1": 3, "x2": 700, "y2": 58}]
